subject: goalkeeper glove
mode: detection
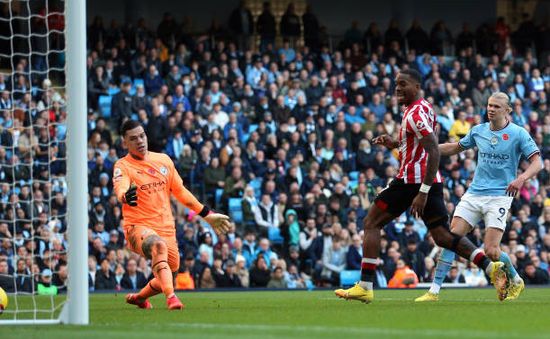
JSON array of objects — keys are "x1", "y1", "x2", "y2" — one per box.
[{"x1": 124, "y1": 184, "x2": 138, "y2": 206}]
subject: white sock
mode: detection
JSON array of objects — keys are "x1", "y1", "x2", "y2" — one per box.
[
  {"x1": 513, "y1": 275, "x2": 523, "y2": 284},
  {"x1": 429, "y1": 284, "x2": 441, "y2": 294},
  {"x1": 359, "y1": 281, "x2": 373, "y2": 290}
]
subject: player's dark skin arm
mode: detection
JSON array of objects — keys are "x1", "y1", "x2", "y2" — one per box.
[{"x1": 410, "y1": 133, "x2": 440, "y2": 217}]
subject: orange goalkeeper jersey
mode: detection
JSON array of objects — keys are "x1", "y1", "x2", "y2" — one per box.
[{"x1": 113, "y1": 151, "x2": 204, "y2": 237}]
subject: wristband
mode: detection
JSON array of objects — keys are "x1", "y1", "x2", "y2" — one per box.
[
  {"x1": 419, "y1": 183, "x2": 431, "y2": 194},
  {"x1": 198, "y1": 205, "x2": 211, "y2": 218}
]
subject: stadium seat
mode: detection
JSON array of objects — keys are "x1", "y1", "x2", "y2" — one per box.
[
  {"x1": 133, "y1": 78, "x2": 144, "y2": 88},
  {"x1": 228, "y1": 198, "x2": 242, "y2": 212},
  {"x1": 231, "y1": 210, "x2": 243, "y2": 224},
  {"x1": 248, "y1": 124, "x2": 258, "y2": 133},
  {"x1": 339, "y1": 270, "x2": 361, "y2": 288},
  {"x1": 215, "y1": 188, "x2": 223, "y2": 210},
  {"x1": 249, "y1": 178, "x2": 262, "y2": 198},
  {"x1": 98, "y1": 95, "x2": 112, "y2": 118},
  {"x1": 349, "y1": 171, "x2": 359, "y2": 181},
  {"x1": 108, "y1": 87, "x2": 120, "y2": 96},
  {"x1": 268, "y1": 227, "x2": 284, "y2": 245}
]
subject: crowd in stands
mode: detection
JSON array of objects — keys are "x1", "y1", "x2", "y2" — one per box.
[{"x1": 0, "y1": 2, "x2": 550, "y2": 294}]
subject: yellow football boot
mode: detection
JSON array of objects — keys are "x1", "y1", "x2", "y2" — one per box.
[
  {"x1": 505, "y1": 278, "x2": 525, "y2": 301},
  {"x1": 414, "y1": 292, "x2": 439, "y2": 302},
  {"x1": 334, "y1": 283, "x2": 374, "y2": 304},
  {"x1": 488, "y1": 261, "x2": 508, "y2": 301}
]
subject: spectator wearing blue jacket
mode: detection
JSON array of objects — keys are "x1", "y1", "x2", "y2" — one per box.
[
  {"x1": 346, "y1": 234, "x2": 363, "y2": 270},
  {"x1": 144, "y1": 64, "x2": 163, "y2": 95}
]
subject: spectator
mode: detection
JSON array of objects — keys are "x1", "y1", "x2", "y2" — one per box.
[
  {"x1": 120, "y1": 258, "x2": 147, "y2": 290},
  {"x1": 267, "y1": 266, "x2": 288, "y2": 288},
  {"x1": 249, "y1": 255, "x2": 271, "y2": 287},
  {"x1": 346, "y1": 234, "x2": 362, "y2": 270},
  {"x1": 111, "y1": 80, "x2": 133, "y2": 126},
  {"x1": 235, "y1": 255, "x2": 250, "y2": 287},
  {"x1": 254, "y1": 194, "x2": 280, "y2": 234},
  {"x1": 0, "y1": 259, "x2": 14, "y2": 292},
  {"x1": 448, "y1": 111, "x2": 471, "y2": 140},
  {"x1": 387, "y1": 259, "x2": 419, "y2": 288},
  {"x1": 198, "y1": 267, "x2": 216, "y2": 289},
  {"x1": 37, "y1": 269, "x2": 58, "y2": 295},
  {"x1": 321, "y1": 240, "x2": 347, "y2": 286},
  {"x1": 95, "y1": 258, "x2": 117, "y2": 290},
  {"x1": 280, "y1": 3, "x2": 301, "y2": 41},
  {"x1": 522, "y1": 261, "x2": 549, "y2": 285},
  {"x1": 444, "y1": 266, "x2": 466, "y2": 284},
  {"x1": 463, "y1": 262, "x2": 488, "y2": 287},
  {"x1": 256, "y1": 2, "x2": 276, "y2": 51}
]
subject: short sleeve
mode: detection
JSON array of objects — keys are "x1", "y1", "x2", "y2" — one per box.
[
  {"x1": 519, "y1": 128, "x2": 540, "y2": 159},
  {"x1": 407, "y1": 111, "x2": 433, "y2": 139},
  {"x1": 458, "y1": 127, "x2": 476, "y2": 150},
  {"x1": 112, "y1": 161, "x2": 131, "y2": 202}
]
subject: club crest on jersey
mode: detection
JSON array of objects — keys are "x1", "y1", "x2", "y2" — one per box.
[
  {"x1": 113, "y1": 168, "x2": 122, "y2": 182},
  {"x1": 114, "y1": 168, "x2": 122, "y2": 177},
  {"x1": 490, "y1": 136, "x2": 498, "y2": 145},
  {"x1": 148, "y1": 168, "x2": 156, "y2": 175},
  {"x1": 160, "y1": 166, "x2": 168, "y2": 176},
  {"x1": 416, "y1": 120, "x2": 425, "y2": 130}
]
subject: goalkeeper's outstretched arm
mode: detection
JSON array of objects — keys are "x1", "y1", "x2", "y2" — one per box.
[{"x1": 168, "y1": 160, "x2": 231, "y2": 234}]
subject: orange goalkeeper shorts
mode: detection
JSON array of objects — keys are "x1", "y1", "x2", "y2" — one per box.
[{"x1": 124, "y1": 225, "x2": 180, "y2": 272}]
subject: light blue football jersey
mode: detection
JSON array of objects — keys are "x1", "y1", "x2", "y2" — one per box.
[{"x1": 458, "y1": 121, "x2": 540, "y2": 196}]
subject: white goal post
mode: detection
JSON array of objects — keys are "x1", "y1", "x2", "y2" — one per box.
[{"x1": 0, "y1": 0, "x2": 88, "y2": 325}]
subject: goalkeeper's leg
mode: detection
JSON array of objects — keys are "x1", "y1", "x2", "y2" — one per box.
[
  {"x1": 136, "y1": 278, "x2": 162, "y2": 300},
  {"x1": 143, "y1": 235, "x2": 184, "y2": 310},
  {"x1": 143, "y1": 235, "x2": 174, "y2": 298}
]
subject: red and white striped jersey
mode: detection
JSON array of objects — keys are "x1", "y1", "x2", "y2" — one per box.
[{"x1": 396, "y1": 98, "x2": 443, "y2": 184}]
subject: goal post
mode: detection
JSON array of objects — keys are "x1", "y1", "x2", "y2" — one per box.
[
  {"x1": 0, "y1": 0, "x2": 88, "y2": 325},
  {"x1": 65, "y1": 0, "x2": 89, "y2": 325}
]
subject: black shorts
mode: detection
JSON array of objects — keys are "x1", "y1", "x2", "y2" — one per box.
[{"x1": 374, "y1": 179, "x2": 447, "y2": 229}]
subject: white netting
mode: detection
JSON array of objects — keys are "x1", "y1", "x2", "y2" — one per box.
[{"x1": 0, "y1": 0, "x2": 67, "y2": 321}]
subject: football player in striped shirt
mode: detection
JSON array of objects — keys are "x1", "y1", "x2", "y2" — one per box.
[{"x1": 335, "y1": 69, "x2": 507, "y2": 304}]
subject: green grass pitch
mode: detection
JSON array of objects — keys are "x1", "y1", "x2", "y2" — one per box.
[{"x1": 2, "y1": 288, "x2": 550, "y2": 338}]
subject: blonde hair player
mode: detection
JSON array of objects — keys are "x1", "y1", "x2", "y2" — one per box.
[{"x1": 416, "y1": 92, "x2": 542, "y2": 302}]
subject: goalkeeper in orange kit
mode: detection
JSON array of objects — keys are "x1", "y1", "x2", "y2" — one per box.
[{"x1": 113, "y1": 120, "x2": 231, "y2": 310}]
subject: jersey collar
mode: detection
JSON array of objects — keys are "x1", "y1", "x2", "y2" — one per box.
[{"x1": 489, "y1": 119, "x2": 510, "y2": 132}]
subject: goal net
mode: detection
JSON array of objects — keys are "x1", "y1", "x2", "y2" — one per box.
[{"x1": 0, "y1": 0, "x2": 88, "y2": 325}]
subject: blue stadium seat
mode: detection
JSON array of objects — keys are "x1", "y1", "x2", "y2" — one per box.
[
  {"x1": 248, "y1": 124, "x2": 258, "y2": 133},
  {"x1": 349, "y1": 171, "x2": 359, "y2": 181},
  {"x1": 231, "y1": 210, "x2": 243, "y2": 224},
  {"x1": 228, "y1": 198, "x2": 242, "y2": 212},
  {"x1": 108, "y1": 87, "x2": 120, "y2": 96},
  {"x1": 98, "y1": 95, "x2": 112, "y2": 118},
  {"x1": 249, "y1": 178, "x2": 262, "y2": 198},
  {"x1": 133, "y1": 78, "x2": 144, "y2": 88},
  {"x1": 215, "y1": 188, "x2": 224, "y2": 210},
  {"x1": 340, "y1": 270, "x2": 361, "y2": 288},
  {"x1": 268, "y1": 227, "x2": 284, "y2": 245}
]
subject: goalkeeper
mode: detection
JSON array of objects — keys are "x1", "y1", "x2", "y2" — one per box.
[{"x1": 113, "y1": 120, "x2": 230, "y2": 310}]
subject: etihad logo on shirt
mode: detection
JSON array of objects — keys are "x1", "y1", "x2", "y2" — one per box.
[
  {"x1": 140, "y1": 180, "x2": 167, "y2": 191},
  {"x1": 479, "y1": 152, "x2": 510, "y2": 160}
]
